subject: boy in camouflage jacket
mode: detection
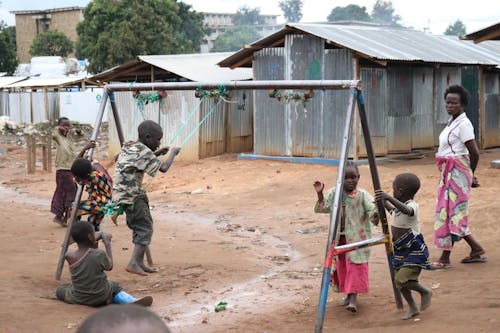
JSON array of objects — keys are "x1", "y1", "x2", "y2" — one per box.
[{"x1": 113, "y1": 120, "x2": 180, "y2": 276}]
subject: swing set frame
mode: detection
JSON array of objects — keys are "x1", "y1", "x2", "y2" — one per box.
[{"x1": 54, "y1": 80, "x2": 402, "y2": 333}]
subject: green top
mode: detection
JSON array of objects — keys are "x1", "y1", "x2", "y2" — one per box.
[
  {"x1": 64, "y1": 248, "x2": 113, "y2": 306},
  {"x1": 315, "y1": 188, "x2": 376, "y2": 263},
  {"x1": 52, "y1": 130, "x2": 77, "y2": 170}
]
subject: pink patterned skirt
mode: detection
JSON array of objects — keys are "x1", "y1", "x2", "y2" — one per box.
[{"x1": 434, "y1": 155, "x2": 472, "y2": 250}]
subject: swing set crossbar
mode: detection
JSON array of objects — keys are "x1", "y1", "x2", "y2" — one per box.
[{"x1": 104, "y1": 80, "x2": 361, "y2": 92}]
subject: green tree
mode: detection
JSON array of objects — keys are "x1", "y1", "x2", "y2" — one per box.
[
  {"x1": 371, "y1": 0, "x2": 402, "y2": 27},
  {"x1": 444, "y1": 19, "x2": 467, "y2": 36},
  {"x1": 0, "y1": 23, "x2": 17, "y2": 74},
  {"x1": 279, "y1": 0, "x2": 303, "y2": 23},
  {"x1": 233, "y1": 6, "x2": 265, "y2": 25},
  {"x1": 327, "y1": 4, "x2": 371, "y2": 22},
  {"x1": 29, "y1": 30, "x2": 73, "y2": 57},
  {"x1": 211, "y1": 26, "x2": 260, "y2": 52},
  {"x1": 76, "y1": 0, "x2": 206, "y2": 73}
]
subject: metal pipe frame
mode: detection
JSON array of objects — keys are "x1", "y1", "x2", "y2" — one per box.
[
  {"x1": 314, "y1": 88, "x2": 357, "y2": 333},
  {"x1": 55, "y1": 92, "x2": 110, "y2": 280},
  {"x1": 105, "y1": 80, "x2": 361, "y2": 92}
]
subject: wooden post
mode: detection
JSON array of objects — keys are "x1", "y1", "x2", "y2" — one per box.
[
  {"x1": 356, "y1": 88, "x2": 403, "y2": 309},
  {"x1": 25, "y1": 134, "x2": 36, "y2": 174}
]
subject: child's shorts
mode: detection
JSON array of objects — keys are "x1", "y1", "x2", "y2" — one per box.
[
  {"x1": 395, "y1": 267, "x2": 421, "y2": 289},
  {"x1": 125, "y1": 194, "x2": 153, "y2": 245}
]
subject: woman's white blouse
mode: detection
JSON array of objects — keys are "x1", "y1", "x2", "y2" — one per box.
[{"x1": 436, "y1": 112, "x2": 475, "y2": 157}]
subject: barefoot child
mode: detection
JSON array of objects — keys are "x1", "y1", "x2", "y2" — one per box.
[
  {"x1": 51, "y1": 117, "x2": 95, "y2": 226},
  {"x1": 69, "y1": 158, "x2": 113, "y2": 231},
  {"x1": 112, "y1": 120, "x2": 180, "y2": 276},
  {"x1": 375, "y1": 173, "x2": 432, "y2": 320},
  {"x1": 314, "y1": 162, "x2": 379, "y2": 313},
  {"x1": 56, "y1": 221, "x2": 152, "y2": 307}
]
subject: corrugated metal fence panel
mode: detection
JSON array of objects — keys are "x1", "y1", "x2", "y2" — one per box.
[
  {"x1": 0, "y1": 91, "x2": 8, "y2": 116},
  {"x1": 388, "y1": 66, "x2": 412, "y2": 152},
  {"x1": 32, "y1": 92, "x2": 47, "y2": 123},
  {"x1": 228, "y1": 89, "x2": 253, "y2": 153},
  {"x1": 20, "y1": 92, "x2": 31, "y2": 123},
  {"x1": 323, "y1": 49, "x2": 354, "y2": 159},
  {"x1": 359, "y1": 67, "x2": 388, "y2": 157},
  {"x1": 159, "y1": 90, "x2": 200, "y2": 160},
  {"x1": 286, "y1": 34, "x2": 323, "y2": 157},
  {"x1": 412, "y1": 67, "x2": 435, "y2": 148},
  {"x1": 8, "y1": 93, "x2": 19, "y2": 122},
  {"x1": 483, "y1": 72, "x2": 500, "y2": 148},
  {"x1": 199, "y1": 97, "x2": 226, "y2": 158},
  {"x1": 435, "y1": 66, "x2": 461, "y2": 140},
  {"x1": 461, "y1": 66, "x2": 480, "y2": 141},
  {"x1": 47, "y1": 91, "x2": 59, "y2": 122},
  {"x1": 253, "y1": 48, "x2": 286, "y2": 155}
]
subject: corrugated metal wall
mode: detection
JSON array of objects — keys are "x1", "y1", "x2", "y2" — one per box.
[
  {"x1": 159, "y1": 90, "x2": 201, "y2": 160},
  {"x1": 228, "y1": 89, "x2": 253, "y2": 153},
  {"x1": 461, "y1": 66, "x2": 480, "y2": 141},
  {"x1": 3, "y1": 91, "x2": 59, "y2": 124},
  {"x1": 388, "y1": 66, "x2": 413, "y2": 152},
  {"x1": 253, "y1": 48, "x2": 286, "y2": 155},
  {"x1": 412, "y1": 67, "x2": 435, "y2": 148},
  {"x1": 435, "y1": 66, "x2": 461, "y2": 140},
  {"x1": 285, "y1": 34, "x2": 324, "y2": 157},
  {"x1": 108, "y1": 91, "x2": 200, "y2": 160},
  {"x1": 199, "y1": 96, "x2": 226, "y2": 158},
  {"x1": 360, "y1": 67, "x2": 388, "y2": 156},
  {"x1": 323, "y1": 49, "x2": 355, "y2": 158},
  {"x1": 0, "y1": 91, "x2": 9, "y2": 116},
  {"x1": 483, "y1": 72, "x2": 500, "y2": 148}
]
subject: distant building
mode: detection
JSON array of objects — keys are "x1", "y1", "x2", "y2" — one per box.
[
  {"x1": 201, "y1": 12, "x2": 282, "y2": 53},
  {"x1": 10, "y1": 7, "x2": 83, "y2": 63}
]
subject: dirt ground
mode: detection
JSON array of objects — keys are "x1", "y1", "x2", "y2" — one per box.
[{"x1": 0, "y1": 133, "x2": 499, "y2": 333}]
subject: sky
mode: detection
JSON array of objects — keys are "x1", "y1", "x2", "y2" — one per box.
[{"x1": 0, "y1": 0, "x2": 498, "y2": 34}]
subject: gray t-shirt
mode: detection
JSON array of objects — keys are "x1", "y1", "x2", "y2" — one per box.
[{"x1": 64, "y1": 248, "x2": 113, "y2": 306}]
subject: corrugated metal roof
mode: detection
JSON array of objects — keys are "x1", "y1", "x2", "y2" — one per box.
[
  {"x1": 0, "y1": 76, "x2": 27, "y2": 88},
  {"x1": 219, "y1": 24, "x2": 500, "y2": 68},
  {"x1": 138, "y1": 53, "x2": 252, "y2": 81},
  {"x1": 89, "y1": 52, "x2": 252, "y2": 83},
  {"x1": 5, "y1": 77, "x2": 85, "y2": 88}
]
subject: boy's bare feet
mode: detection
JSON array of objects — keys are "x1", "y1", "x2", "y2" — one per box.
[
  {"x1": 133, "y1": 295, "x2": 153, "y2": 307},
  {"x1": 139, "y1": 263, "x2": 158, "y2": 273},
  {"x1": 126, "y1": 264, "x2": 148, "y2": 276},
  {"x1": 339, "y1": 297, "x2": 349, "y2": 306}
]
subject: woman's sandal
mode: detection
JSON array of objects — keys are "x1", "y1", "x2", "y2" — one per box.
[
  {"x1": 461, "y1": 255, "x2": 487, "y2": 263},
  {"x1": 430, "y1": 261, "x2": 451, "y2": 270}
]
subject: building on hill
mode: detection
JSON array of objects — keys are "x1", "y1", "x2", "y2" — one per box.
[
  {"x1": 201, "y1": 12, "x2": 282, "y2": 53},
  {"x1": 10, "y1": 7, "x2": 83, "y2": 64}
]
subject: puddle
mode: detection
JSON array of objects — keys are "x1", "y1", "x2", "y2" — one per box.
[{"x1": 0, "y1": 185, "x2": 49, "y2": 206}]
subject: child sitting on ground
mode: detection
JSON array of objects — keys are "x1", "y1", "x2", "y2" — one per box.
[
  {"x1": 56, "y1": 221, "x2": 152, "y2": 307},
  {"x1": 112, "y1": 120, "x2": 180, "y2": 276},
  {"x1": 375, "y1": 173, "x2": 432, "y2": 320},
  {"x1": 69, "y1": 158, "x2": 113, "y2": 231},
  {"x1": 314, "y1": 162, "x2": 379, "y2": 313}
]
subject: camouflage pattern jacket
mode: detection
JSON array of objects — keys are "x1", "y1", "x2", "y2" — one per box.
[{"x1": 112, "y1": 141, "x2": 160, "y2": 205}]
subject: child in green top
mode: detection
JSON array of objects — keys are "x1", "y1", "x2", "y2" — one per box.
[{"x1": 56, "y1": 221, "x2": 152, "y2": 307}]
